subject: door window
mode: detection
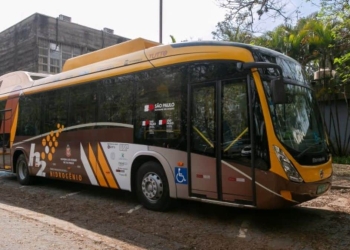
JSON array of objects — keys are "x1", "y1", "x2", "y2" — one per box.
[
  {"x1": 191, "y1": 83, "x2": 215, "y2": 155},
  {"x1": 222, "y1": 79, "x2": 251, "y2": 162}
]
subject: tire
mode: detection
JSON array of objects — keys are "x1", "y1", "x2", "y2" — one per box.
[
  {"x1": 16, "y1": 154, "x2": 33, "y2": 185},
  {"x1": 136, "y1": 161, "x2": 172, "y2": 211}
]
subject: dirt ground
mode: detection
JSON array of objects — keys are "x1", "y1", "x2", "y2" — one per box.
[{"x1": 0, "y1": 164, "x2": 350, "y2": 250}]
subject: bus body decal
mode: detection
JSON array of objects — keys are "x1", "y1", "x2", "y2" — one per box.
[
  {"x1": 29, "y1": 143, "x2": 47, "y2": 177},
  {"x1": 97, "y1": 143, "x2": 119, "y2": 189},
  {"x1": 80, "y1": 143, "x2": 98, "y2": 186},
  {"x1": 88, "y1": 144, "x2": 108, "y2": 187},
  {"x1": 100, "y1": 142, "x2": 148, "y2": 191}
]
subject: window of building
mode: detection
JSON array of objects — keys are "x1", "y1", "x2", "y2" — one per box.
[{"x1": 38, "y1": 39, "x2": 81, "y2": 74}]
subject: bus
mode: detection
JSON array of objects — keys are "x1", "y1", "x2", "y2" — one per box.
[{"x1": 0, "y1": 38, "x2": 332, "y2": 211}]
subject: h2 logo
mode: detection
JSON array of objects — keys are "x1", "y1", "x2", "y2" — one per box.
[{"x1": 28, "y1": 143, "x2": 46, "y2": 177}]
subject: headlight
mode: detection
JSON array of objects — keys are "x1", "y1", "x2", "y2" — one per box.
[{"x1": 273, "y1": 145, "x2": 303, "y2": 182}]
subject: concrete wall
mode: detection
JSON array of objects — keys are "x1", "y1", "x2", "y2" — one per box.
[{"x1": 0, "y1": 14, "x2": 37, "y2": 74}]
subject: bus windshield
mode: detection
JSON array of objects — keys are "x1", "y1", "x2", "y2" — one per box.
[{"x1": 262, "y1": 79, "x2": 329, "y2": 166}]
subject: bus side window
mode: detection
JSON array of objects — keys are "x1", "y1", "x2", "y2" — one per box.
[{"x1": 134, "y1": 66, "x2": 186, "y2": 150}]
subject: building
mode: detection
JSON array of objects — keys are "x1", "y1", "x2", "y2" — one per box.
[{"x1": 0, "y1": 13, "x2": 129, "y2": 76}]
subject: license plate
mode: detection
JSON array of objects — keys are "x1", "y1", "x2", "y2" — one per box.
[{"x1": 317, "y1": 183, "x2": 329, "y2": 194}]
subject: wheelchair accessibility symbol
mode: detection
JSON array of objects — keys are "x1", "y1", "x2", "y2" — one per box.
[{"x1": 175, "y1": 167, "x2": 188, "y2": 184}]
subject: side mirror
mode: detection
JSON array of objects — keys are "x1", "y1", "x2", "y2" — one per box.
[{"x1": 271, "y1": 78, "x2": 286, "y2": 104}]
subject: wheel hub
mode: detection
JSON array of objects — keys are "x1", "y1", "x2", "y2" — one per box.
[{"x1": 141, "y1": 173, "x2": 163, "y2": 202}]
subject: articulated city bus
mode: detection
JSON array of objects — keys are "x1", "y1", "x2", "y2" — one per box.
[{"x1": 0, "y1": 38, "x2": 332, "y2": 211}]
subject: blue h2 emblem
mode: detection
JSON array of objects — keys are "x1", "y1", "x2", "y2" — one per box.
[{"x1": 175, "y1": 167, "x2": 188, "y2": 184}]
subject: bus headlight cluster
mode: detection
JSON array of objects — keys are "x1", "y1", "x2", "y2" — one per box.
[{"x1": 273, "y1": 145, "x2": 303, "y2": 183}]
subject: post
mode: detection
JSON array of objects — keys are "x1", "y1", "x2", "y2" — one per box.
[{"x1": 159, "y1": 0, "x2": 163, "y2": 44}]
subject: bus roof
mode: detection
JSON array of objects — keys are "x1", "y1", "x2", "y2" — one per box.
[
  {"x1": 170, "y1": 41, "x2": 299, "y2": 64},
  {"x1": 62, "y1": 38, "x2": 160, "y2": 72}
]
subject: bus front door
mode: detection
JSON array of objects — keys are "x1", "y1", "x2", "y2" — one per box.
[
  {"x1": 0, "y1": 109, "x2": 12, "y2": 171},
  {"x1": 189, "y1": 79, "x2": 254, "y2": 205}
]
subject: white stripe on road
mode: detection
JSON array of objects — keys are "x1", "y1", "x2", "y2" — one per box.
[
  {"x1": 237, "y1": 220, "x2": 250, "y2": 238},
  {"x1": 127, "y1": 205, "x2": 142, "y2": 214},
  {"x1": 60, "y1": 192, "x2": 80, "y2": 199}
]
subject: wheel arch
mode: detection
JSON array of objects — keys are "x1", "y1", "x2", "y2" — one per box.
[{"x1": 131, "y1": 151, "x2": 176, "y2": 198}]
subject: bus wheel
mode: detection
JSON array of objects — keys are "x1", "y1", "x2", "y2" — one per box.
[
  {"x1": 16, "y1": 154, "x2": 32, "y2": 185},
  {"x1": 136, "y1": 161, "x2": 172, "y2": 211}
]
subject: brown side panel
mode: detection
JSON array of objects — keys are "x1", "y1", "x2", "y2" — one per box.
[
  {"x1": 253, "y1": 169, "x2": 285, "y2": 209},
  {"x1": 254, "y1": 169, "x2": 332, "y2": 209},
  {"x1": 221, "y1": 161, "x2": 305, "y2": 208},
  {"x1": 221, "y1": 161, "x2": 253, "y2": 202},
  {"x1": 191, "y1": 153, "x2": 218, "y2": 199}
]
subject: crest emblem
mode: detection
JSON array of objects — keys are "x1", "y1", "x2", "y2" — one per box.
[{"x1": 320, "y1": 169, "x2": 324, "y2": 179}]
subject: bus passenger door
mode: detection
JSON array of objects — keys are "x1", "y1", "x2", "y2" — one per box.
[
  {"x1": 190, "y1": 82, "x2": 218, "y2": 199},
  {"x1": 0, "y1": 109, "x2": 13, "y2": 171},
  {"x1": 189, "y1": 79, "x2": 254, "y2": 204}
]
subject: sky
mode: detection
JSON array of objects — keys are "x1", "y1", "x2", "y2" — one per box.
[{"x1": 0, "y1": 0, "x2": 320, "y2": 44}]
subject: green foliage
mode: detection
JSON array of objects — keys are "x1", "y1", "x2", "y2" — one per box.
[
  {"x1": 333, "y1": 155, "x2": 350, "y2": 164},
  {"x1": 334, "y1": 53, "x2": 350, "y2": 83},
  {"x1": 169, "y1": 35, "x2": 176, "y2": 43}
]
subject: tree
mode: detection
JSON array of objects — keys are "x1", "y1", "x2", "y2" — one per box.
[
  {"x1": 325, "y1": 1, "x2": 350, "y2": 84},
  {"x1": 215, "y1": 0, "x2": 299, "y2": 32},
  {"x1": 250, "y1": 24, "x2": 293, "y2": 53},
  {"x1": 212, "y1": 19, "x2": 254, "y2": 42}
]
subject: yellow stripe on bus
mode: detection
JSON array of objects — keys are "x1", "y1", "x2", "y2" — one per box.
[
  {"x1": 97, "y1": 143, "x2": 119, "y2": 189},
  {"x1": 88, "y1": 144, "x2": 108, "y2": 187},
  {"x1": 10, "y1": 105, "x2": 19, "y2": 148}
]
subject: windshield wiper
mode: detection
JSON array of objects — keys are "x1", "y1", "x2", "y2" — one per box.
[{"x1": 296, "y1": 141, "x2": 322, "y2": 159}]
